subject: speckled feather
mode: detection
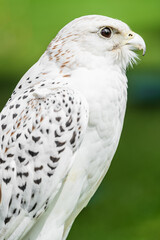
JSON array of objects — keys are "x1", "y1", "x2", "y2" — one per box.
[
  {"x1": 0, "y1": 15, "x2": 145, "y2": 240},
  {"x1": 0, "y1": 80, "x2": 88, "y2": 239}
]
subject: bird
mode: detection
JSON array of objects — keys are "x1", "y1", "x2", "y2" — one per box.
[{"x1": 0, "y1": 15, "x2": 146, "y2": 240}]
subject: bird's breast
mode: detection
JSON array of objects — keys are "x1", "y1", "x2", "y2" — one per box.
[{"x1": 69, "y1": 67, "x2": 127, "y2": 193}]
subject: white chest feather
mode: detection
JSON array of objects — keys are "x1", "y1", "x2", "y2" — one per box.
[{"x1": 65, "y1": 66, "x2": 127, "y2": 206}]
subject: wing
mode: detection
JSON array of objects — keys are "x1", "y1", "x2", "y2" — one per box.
[{"x1": 0, "y1": 85, "x2": 88, "y2": 240}]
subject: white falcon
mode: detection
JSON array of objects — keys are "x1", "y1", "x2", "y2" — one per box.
[{"x1": 0, "y1": 15, "x2": 146, "y2": 240}]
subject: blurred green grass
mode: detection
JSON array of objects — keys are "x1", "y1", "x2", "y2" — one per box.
[{"x1": 0, "y1": 0, "x2": 160, "y2": 239}]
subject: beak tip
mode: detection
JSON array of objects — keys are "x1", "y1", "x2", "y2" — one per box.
[{"x1": 142, "y1": 47, "x2": 146, "y2": 56}]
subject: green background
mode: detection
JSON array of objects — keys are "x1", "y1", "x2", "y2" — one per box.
[{"x1": 0, "y1": 0, "x2": 160, "y2": 239}]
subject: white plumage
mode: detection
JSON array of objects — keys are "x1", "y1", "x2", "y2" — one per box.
[{"x1": 0, "y1": 15, "x2": 145, "y2": 240}]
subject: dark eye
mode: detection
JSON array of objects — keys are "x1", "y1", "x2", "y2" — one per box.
[{"x1": 100, "y1": 27, "x2": 112, "y2": 38}]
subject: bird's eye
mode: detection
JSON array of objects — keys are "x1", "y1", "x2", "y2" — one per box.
[{"x1": 100, "y1": 27, "x2": 112, "y2": 38}]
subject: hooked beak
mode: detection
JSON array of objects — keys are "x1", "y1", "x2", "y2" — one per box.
[{"x1": 125, "y1": 32, "x2": 146, "y2": 56}]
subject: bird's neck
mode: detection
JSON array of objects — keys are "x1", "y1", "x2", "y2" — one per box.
[
  {"x1": 45, "y1": 38, "x2": 129, "y2": 74},
  {"x1": 10, "y1": 46, "x2": 127, "y2": 105}
]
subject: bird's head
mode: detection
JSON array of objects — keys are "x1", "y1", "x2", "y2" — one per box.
[{"x1": 47, "y1": 15, "x2": 146, "y2": 72}]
